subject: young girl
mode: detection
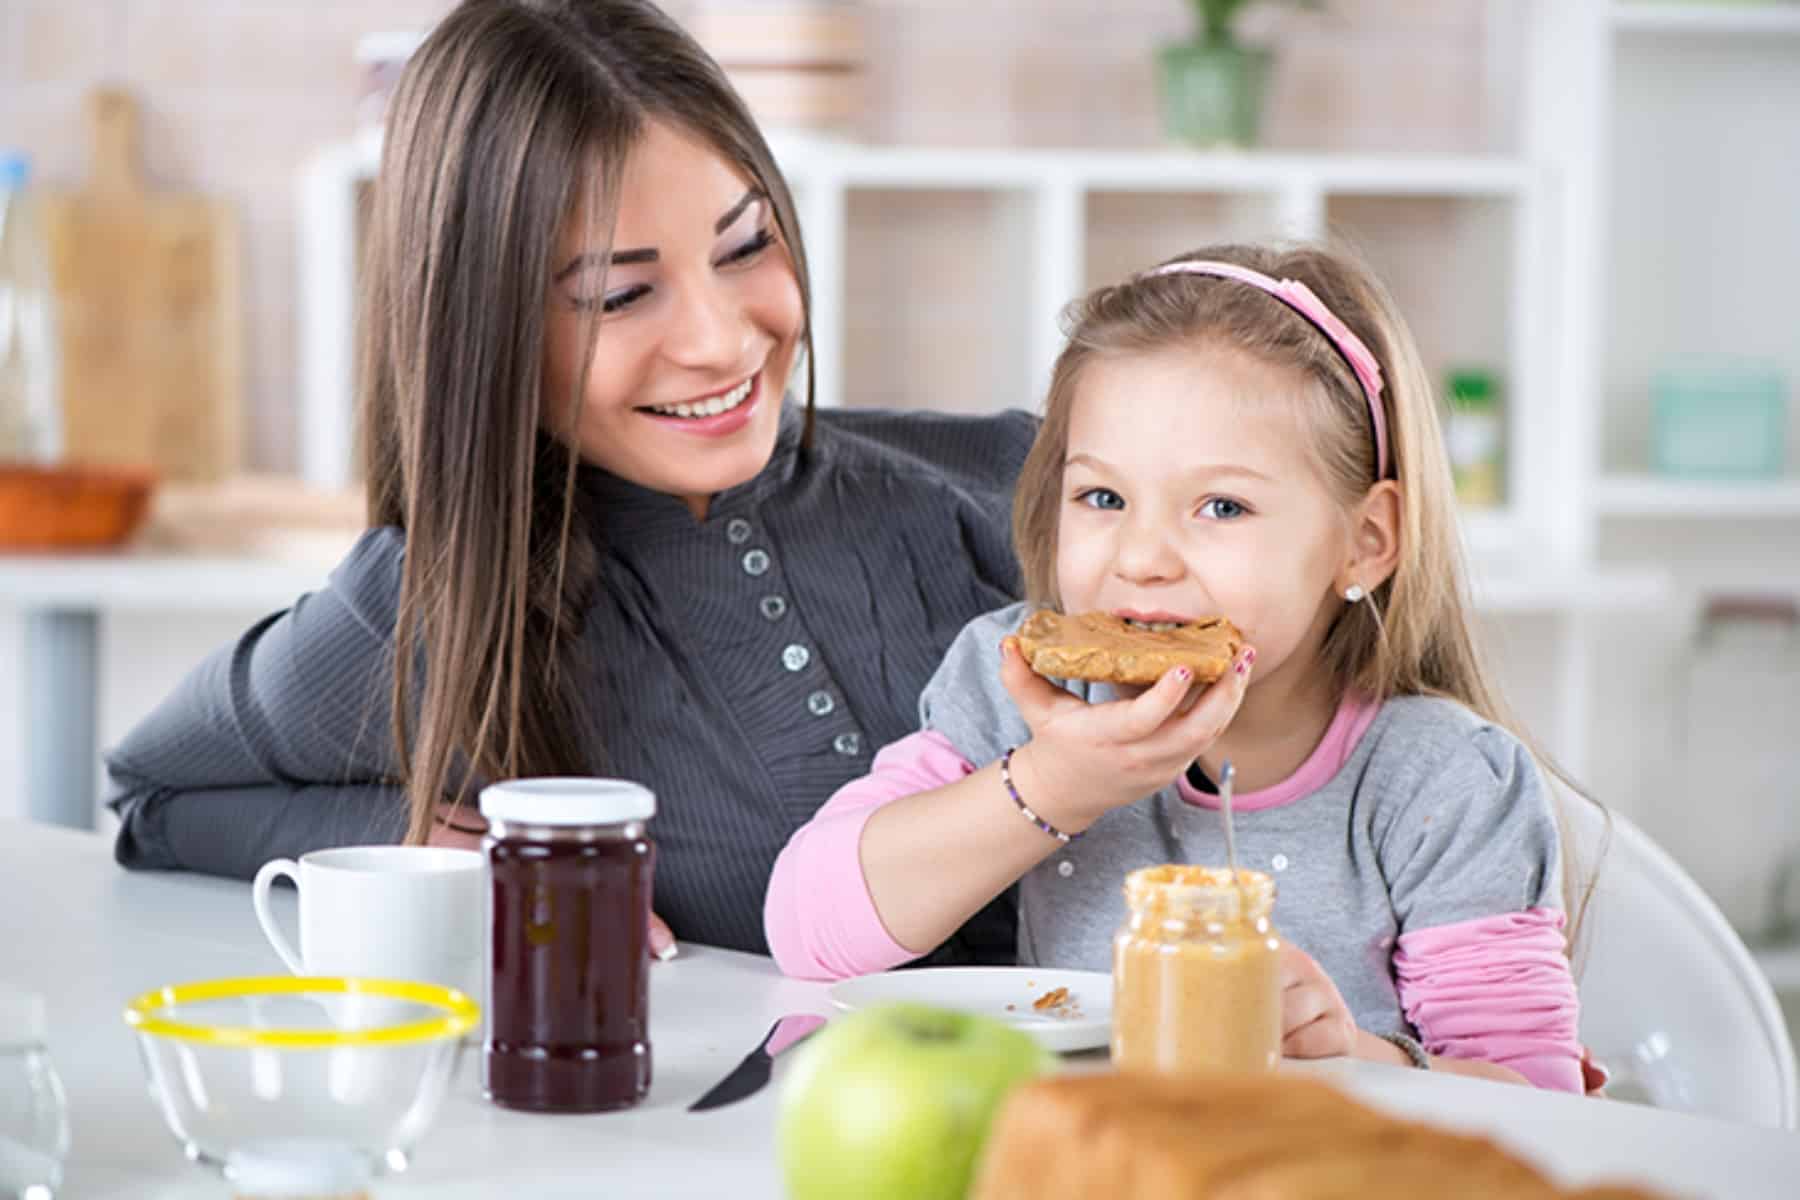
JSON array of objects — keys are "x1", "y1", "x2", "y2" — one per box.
[{"x1": 764, "y1": 242, "x2": 1588, "y2": 1091}]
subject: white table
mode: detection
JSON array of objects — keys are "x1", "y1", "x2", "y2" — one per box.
[
  {"x1": 5, "y1": 820, "x2": 1798, "y2": 1199},
  {"x1": 0, "y1": 555, "x2": 328, "y2": 829}
]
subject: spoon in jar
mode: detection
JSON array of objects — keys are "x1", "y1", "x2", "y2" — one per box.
[{"x1": 1219, "y1": 759, "x2": 1240, "y2": 883}]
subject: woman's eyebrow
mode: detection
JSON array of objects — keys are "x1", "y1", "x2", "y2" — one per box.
[
  {"x1": 713, "y1": 188, "x2": 763, "y2": 233},
  {"x1": 554, "y1": 189, "x2": 766, "y2": 282},
  {"x1": 554, "y1": 248, "x2": 652, "y2": 282}
]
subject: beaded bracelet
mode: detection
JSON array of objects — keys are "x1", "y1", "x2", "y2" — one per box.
[
  {"x1": 1000, "y1": 747, "x2": 1081, "y2": 845},
  {"x1": 1382, "y1": 1031, "x2": 1431, "y2": 1070}
]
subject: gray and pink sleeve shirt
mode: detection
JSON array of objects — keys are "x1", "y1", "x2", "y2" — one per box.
[{"x1": 765, "y1": 602, "x2": 1585, "y2": 1092}]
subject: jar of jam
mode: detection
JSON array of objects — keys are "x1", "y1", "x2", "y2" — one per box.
[
  {"x1": 479, "y1": 778, "x2": 656, "y2": 1113},
  {"x1": 1111, "y1": 864, "x2": 1283, "y2": 1075}
]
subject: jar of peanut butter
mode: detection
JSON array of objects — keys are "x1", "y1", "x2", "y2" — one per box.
[{"x1": 1111, "y1": 865, "x2": 1283, "y2": 1075}]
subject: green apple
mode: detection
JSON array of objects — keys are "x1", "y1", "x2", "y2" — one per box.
[{"x1": 778, "y1": 1001, "x2": 1055, "y2": 1200}]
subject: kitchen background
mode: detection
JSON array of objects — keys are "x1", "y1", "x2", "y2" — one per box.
[{"x1": 3, "y1": 0, "x2": 1798, "y2": 1028}]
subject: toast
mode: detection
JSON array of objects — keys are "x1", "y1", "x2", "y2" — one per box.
[{"x1": 1013, "y1": 610, "x2": 1243, "y2": 687}]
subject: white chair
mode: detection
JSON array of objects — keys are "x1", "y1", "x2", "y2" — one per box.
[{"x1": 1570, "y1": 805, "x2": 1798, "y2": 1129}]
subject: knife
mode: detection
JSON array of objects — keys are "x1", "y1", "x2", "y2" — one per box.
[{"x1": 688, "y1": 1013, "x2": 827, "y2": 1112}]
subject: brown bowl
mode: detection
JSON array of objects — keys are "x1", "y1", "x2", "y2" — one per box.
[{"x1": 0, "y1": 464, "x2": 158, "y2": 551}]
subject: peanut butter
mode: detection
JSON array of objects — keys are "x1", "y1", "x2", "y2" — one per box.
[{"x1": 1110, "y1": 864, "x2": 1283, "y2": 1075}]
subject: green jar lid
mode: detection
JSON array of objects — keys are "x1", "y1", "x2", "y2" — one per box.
[{"x1": 1446, "y1": 368, "x2": 1498, "y2": 409}]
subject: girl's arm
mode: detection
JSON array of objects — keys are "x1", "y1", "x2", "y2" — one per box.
[
  {"x1": 770, "y1": 636, "x2": 1255, "y2": 978},
  {"x1": 1372, "y1": 715, "x2": 1583, "y2": 1091},
  {"x1": 1354, "y1": 1030, "x2": 1529, "y2": 1085},
  {"x1": 1280, "y1": 941, "x2": 1547, "y2": 1087},
  {"x1": 1391, "y1": 908, "x2": 1582, "y2": 1091},
  {"x1": 763, "y1": 730, "x2": 1058, "y2": 980}
]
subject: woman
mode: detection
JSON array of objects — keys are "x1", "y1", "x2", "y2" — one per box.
[{"x1": 106, "y1": 0, "x2": 1032, "y2": 964}]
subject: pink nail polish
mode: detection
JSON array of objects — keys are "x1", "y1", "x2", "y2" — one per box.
[
  {"x1": 1244, "y1": 647, "x2": 1257, "y2": 667},
  {"x1": 1235, "y1": 660, "x2": 1248, "y2": 676},
  {"x1": 1177, "y1": 667, "x2": 1192, "y2": 681}
]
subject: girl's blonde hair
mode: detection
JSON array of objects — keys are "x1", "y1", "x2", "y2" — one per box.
[{"x1": 1013, "y1": 241, "x2": 1603, "y2": 954}]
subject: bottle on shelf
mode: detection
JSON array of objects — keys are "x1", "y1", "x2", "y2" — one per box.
[
  {"x1": 1444, "y1": 366, "x2": 1503, "y2": 508},
  {"x1": 0, "y1": 151, "x2": 63, "y2": 465}
]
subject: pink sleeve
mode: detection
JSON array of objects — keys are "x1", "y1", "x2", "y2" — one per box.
[
  {"x1": 763, "y1": 730, "x2": 976, "y2": 981},
  {"x1": 1392, "y1": 907, "x2": 1584, "y2": 1093}
]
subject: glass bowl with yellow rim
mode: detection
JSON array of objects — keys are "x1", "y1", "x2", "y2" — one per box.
[{"x1": 123, "y1": 976, "x2": 479, "y2": 1196}]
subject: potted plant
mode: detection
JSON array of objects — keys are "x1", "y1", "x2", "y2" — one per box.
[{"x1": 1159, "y1": 0, "x2": 1318, "y2": 148}]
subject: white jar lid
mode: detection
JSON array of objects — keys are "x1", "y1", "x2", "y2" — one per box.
[{"x1": 480, "y1": 777, "x2": 656, "y2": 826}]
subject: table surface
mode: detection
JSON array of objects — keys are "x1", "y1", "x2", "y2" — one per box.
[{"x1": 4, "y1": 819, "x2": 1797, "y2": 1199}]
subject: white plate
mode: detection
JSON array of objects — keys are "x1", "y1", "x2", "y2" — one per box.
[{"x1": 827, "y1": 966, "x2": 1112, "y2": 1053}]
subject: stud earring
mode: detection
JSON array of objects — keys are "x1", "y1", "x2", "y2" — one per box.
[{"x1": 1344, "y1": 584, "x2": 1366, "y2": 603}]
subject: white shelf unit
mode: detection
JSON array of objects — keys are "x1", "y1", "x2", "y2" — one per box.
[
  {"x1": 1597, "y1": 476, "x2": 1800, "y2": 517},
  {"x1": 298, "y1": 132, "x2": 1587, "y2": 575},
  {"x1": 1612, "y1": 2, "x2": 1800, "y2": 36}
]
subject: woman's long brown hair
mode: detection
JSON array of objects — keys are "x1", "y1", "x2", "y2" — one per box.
[
  {"x1": 1013, "y1": 243, "x2": 1605, "y2": 956},
  {"x1": 359, "y1": 0, "x2": 814, "y2": 843}
]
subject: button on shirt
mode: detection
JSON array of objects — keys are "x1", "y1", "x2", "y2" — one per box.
[{"x1": 105, "y1": 404, "x2": 1037, "y2": 959}]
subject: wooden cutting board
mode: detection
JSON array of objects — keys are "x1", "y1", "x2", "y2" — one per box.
[{"x1": 41, "y1": 88, "x2": 242, "y2": 481}]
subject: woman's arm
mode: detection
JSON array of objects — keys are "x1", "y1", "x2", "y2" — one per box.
[
  {"x1": 111, "y1": 781, "x2": 408, "y2": 878},
  {"x1": 106, "y1": 530, "x2": 410, "y2": 876}
]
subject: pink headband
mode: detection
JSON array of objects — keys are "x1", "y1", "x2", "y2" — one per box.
[{"x1": 1145, "y1": 259, "x2": 1389, "y2": 480}]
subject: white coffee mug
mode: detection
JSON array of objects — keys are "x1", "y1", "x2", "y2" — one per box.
[{"x1": 251, "y1": 846, "x2": 486, "y2": 1004}]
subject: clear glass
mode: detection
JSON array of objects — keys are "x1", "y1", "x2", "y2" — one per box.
[
  {"x1": 128, "y1": 982, "x2": 469, "y2": 1193},
  {"x1": 1111, "y1": 865, "x2": 1284, "y2": 1076},
  {"x1": 0, "y1": 1041, "x2": 70, "y2": 1200},
  {"x1": 0, "y1": 166, "x2": 63, "y2": 465}
]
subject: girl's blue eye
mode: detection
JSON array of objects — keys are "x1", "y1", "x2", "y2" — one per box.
[
  {"x1": 1199, "y1": 497, "x2": 1248, "y2": 520},
  {"x1": 1078, "y1": 488, "x2": 1125, "y2": 511}
]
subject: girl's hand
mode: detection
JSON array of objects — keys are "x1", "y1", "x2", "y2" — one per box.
[
  {"x1": 999, "y1": 635, "x2": 1255, "y2": 830},
  {"x1": 1279, "y1": 944, "x2": 1359, "y2": 1059}
]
